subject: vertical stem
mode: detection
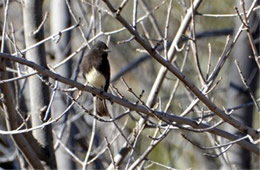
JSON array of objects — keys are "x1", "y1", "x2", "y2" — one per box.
[{"x1": 83, "y1": 96, "x2": 97, "y2": 169}]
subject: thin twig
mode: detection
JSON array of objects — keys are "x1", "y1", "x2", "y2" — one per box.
[
  {"x1": 83, "y1": 96, "x2": 97, "y2": 169},
  {"x1": 0, "y1": 0, "x2": 10, "y2": 53},
  {"x1": 32, "y1": 12, "x2": 48, "y2": 35},
  {"x1": 234, "y1": 60, "x2": 260, "y2": 110}
]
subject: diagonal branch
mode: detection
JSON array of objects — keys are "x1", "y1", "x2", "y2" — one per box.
[
  {"x1": 102, "y1": 0, "x2": 259, "y2": 140},
  {"x1": 0, "y1": 52, "x2": 259, "y2": 155}
]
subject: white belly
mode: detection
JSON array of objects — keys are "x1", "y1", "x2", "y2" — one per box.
[{"x1": 85, "y1": 67, "x2": 106, "y2": 89}]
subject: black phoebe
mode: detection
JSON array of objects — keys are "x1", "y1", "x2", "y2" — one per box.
[{"x1": 81, "y1": 41, "x2": 110, "y2": 116}]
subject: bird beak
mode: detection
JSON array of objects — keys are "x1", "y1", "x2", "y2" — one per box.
[{"x1": 103, "y1": 49, "x2": 111, "y2": 53}]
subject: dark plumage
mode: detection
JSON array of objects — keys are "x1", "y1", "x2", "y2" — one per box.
[{"x1": 81, "y1": 41, "x2": 110, "y2": 116}]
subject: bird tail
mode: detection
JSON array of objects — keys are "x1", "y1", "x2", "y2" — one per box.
[{"x1": 96, "y1": 97, "x2": 109, "y2": 116}]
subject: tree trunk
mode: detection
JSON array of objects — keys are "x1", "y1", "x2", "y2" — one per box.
[
  {"x1": 50, "y1": 0, "x2": 75, "y2": 169},
  {"x1": 225, "y1": 0, "x2": 259, "y2": 169},
  {"x1": 22, "y1": 0, "x2": 56, "y2": 168}
]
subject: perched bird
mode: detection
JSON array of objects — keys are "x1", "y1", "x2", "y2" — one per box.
[{"x1": 81, "y1": 41, "x2": 110, "y2": 116}]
